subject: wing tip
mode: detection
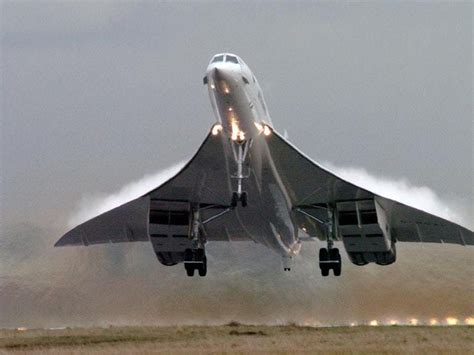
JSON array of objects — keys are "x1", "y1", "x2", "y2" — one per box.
[{"x1": 54, "y1": 229, "x2": 84, "y2": 247}]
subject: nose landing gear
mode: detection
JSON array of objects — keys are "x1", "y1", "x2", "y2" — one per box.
[{"x1": 231, "y1": 191, "x2": 248, "y2": 208}]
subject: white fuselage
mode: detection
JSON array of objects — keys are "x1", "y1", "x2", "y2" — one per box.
[{"x1": 204, "y1": 53, "x2": 301, "y2": 258}]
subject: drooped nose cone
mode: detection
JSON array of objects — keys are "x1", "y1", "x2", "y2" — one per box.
[
  {"x1": 206, "y1": 66, "x2": 236, "y2": 95},
  {"x1": 211, "y1": 66, "x2": 235, "y2": 82},
  {"x1": 212, "y1": 67, "x2": 222, "y2": 81},
  {"x1": 208, "y1": 61, "x2": 241, "y2": 81}
]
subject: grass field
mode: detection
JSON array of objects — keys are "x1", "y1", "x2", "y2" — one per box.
[{"x1": 1, "y1": 324, "x2": 472, "y2": 354}]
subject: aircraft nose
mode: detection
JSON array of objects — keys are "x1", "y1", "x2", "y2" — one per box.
[
  {"x1": 209, "y1": 67, "x2": 233, "y2": 94},
  {"x1": 209, "y1": 64, "x2": 239, "y2": 82}
]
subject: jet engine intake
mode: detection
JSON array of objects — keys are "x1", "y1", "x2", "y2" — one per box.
[
  {"x1": 148, "y1": 200, "x2": 194, "y2": 266},
  {"x1": 337, "y1": 198, "x2": 397, "y2": 266}
]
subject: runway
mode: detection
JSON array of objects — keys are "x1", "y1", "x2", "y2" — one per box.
[{"x1": 1, "y1": 324, "x2": 472, "y2": 354}]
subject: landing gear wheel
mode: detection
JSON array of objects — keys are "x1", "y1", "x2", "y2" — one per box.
[
  {"x1": 333, "y1": 252, "x2": 342, "y2": 277},
  {"x1": 350, "y1": 252, "x2": 368, "y2": 266},
  {"x1": 184, "y1": 248, "x2": 207, "y2": 277},
  {"x1": 185, "y1": 265, "x2": 195, "y2": 277},
  {"x1": 231, "y1": 192, "x2": 239, "y2": 208},
  {"x1": 195, "y1": 248, "x2": 205, "y2": 260},
  {"x1": 319, "y1": 248, "x2": 329, "y2": 277},
  {"x1": 329, "y1": 248, "x2": 341, "y2": 276},
  {"x1": 198, "y1": 257, "x2": 207, "y2": 277},
  {"x1": 319, "y1": 248, "x2": 342, "y2": 277},
  {"x1": 184, "y1": 249, "x2": 193, "y2": 261},
  {"x1": 319, "y1": 248, "x2": 329, "y2": 262},
  {"x1": 241, "y1": 191, "x2": 248, "y2": 207},
  {"x1": 231, "y1": 191, "x2": 248, "y2": 207},
  {"x1": 329, "y1": 248, "x2": 339, "y2": 260}
]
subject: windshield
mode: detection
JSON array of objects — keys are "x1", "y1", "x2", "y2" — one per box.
[
  {"x1": 211, "y1": 55, "x2": 224, "y2": 63},
  {"x1": 226, "y1": 55, "x2": 239, "y2": 64}
]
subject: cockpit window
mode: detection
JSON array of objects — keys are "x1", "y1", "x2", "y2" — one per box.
[
  {"x1": 212, "y1": 55, "x2": 224, "y2": 63},
  {"x1": 226, "y1": 55, "x2": 239, "y2": 64}
]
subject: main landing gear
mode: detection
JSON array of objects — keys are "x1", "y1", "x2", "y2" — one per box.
[
  {"x1": 318, "y1": 207, "x2": 342, "y2": 277},
  {"x1": 183, "y1": 204, "x2": 232, "y2": 277},
  {"x1": 319, "y1": 245, "x2": 341, "y2": 277},
  {"x1": 230, "y1": 139, "x2": 251, "y2": 208},
  {"x1": 184, "y1": 207, "x2": 208, "y2": 277},
  {"x1": 295, "y1": 204, "x2": 342, "y2": 277},
  {"x1": 319, "y1": 207, "x2": 341, "y2": 277}
]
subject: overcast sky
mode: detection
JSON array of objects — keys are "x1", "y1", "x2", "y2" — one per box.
[{"x1": 2, "y1": 1, "x2": 472, "y2": 232}]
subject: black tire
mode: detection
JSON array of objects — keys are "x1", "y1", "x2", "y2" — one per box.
[
  {"x1": 329, "y1": 248, "x2": 339, "y2": 260},
  {"x1": 231, "y1": 192, "x2": 239, "y2": 207},
  {"x1": 376, "y1": 250, "x2": 396, "y2": 266},
  {"x1": 319, "y1": 248, "x2": 329, "y2": 276},
  {"x1": 351, "y1": 252, "x2": 368, "y2": 266},
  {"x1": 333, "y1": 254, "x2": 342, "y2": 276},
  {"x1": 319, "y1": 248, "x2": 329, "y2": 262},
  {"x1": 184, "y1": 249, "x2": 193, "y2": 262},
  {"x1": 185, "y1": 265, "x2": 195, "y2": 277},
  {"x1": 196, "y1": 248, "x2": 205, "y2": 261},
  {"x1": 198, "y1": 259, "x2": 207, "y2": 277},
  {"x1": 241, "y1": 192, "x2": 248, "y2": 207}
]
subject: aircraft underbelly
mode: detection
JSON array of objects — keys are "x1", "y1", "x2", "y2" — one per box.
[
  {"x1": 208, "y1": 79, "x2": 298, "y2": 256},
  {"x1": 216, "y1": 134, "x2": 299, "y2": 256}
]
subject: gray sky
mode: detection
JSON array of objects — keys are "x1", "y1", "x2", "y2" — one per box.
[{"x1": 2, "y1": 1, "x2": 472, "y2": 230}]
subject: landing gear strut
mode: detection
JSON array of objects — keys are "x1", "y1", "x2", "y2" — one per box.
[
  {"x1": 183, "y1": 204, "x2": 232, "y2": 277},
  {"x1": 230, "y1": 139, "x2": 251, "y2": 207},
  {"x1": 295, "y1": 204, "x2": 342, "y2": 277},
  {"x1": 184, "y1": 207, "x2": 208, "y2": 277},
  {"x1": 318, "y1": 207, "x2": 341, "y2": 277}
]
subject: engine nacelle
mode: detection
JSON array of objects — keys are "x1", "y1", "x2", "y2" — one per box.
[
  {"x1": 337, "y1": 198, "x2": 396, "y2": 266},
  {"x1": 148, "y1": 200, "x2": 194, "y2": 266}
]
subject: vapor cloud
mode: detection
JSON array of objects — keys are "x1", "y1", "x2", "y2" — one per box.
[
  {"x1": 68, "y1": 162, "x2": 185, "y2": 228},
  {"x1": 325, "y1": 162, "x2": 473, "y2": 230}
]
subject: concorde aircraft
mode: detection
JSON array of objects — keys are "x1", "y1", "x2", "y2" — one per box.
[{"x1": 55, "y1": 53, "x2": 473, "y2": 277}]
